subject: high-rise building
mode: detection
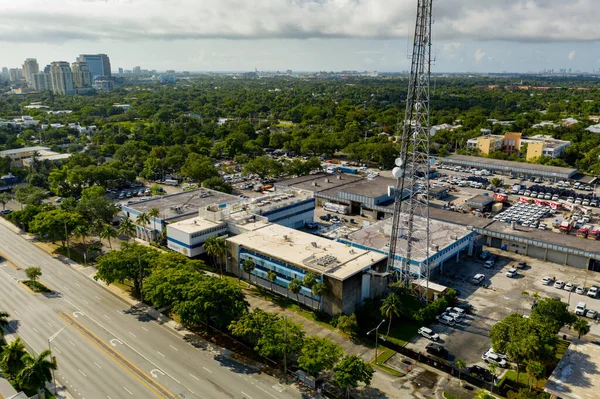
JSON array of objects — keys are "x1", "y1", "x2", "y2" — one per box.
[
  {"x1": 33, "y1": 72, "x2": 51, "y2": 91},
  {"x1": 71, "y1": 62, "x2": 92, "y2": 88},
  {"x1": 76, "y1": 54, "x2": 111, "y2": 79},
  {"x1": 93, "y1": 79, "x2": 114, "y2": 92},
  {"x1": 49, "y1": 61, "x2": 75, "y2": 95},
  {"x1": 22, "y1": 58, "x2": 39, "y2": 86},
  {"x1": 43, "y1": 65, "x2": 51, "y2": 74},
  {"x1": 118, "y1": 67, "x2": 123, "y2": 75},
  {"x1": 1, "y1": 67, "x2": 8, "y2": 77},
  {"x1": 133, "y1": 66, "x2": 141, "y2": 74},
  {"x1": 8, "y1": 68, "x2": 23, "y2": 82}
]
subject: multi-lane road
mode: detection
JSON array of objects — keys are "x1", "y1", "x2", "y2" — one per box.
[{"x1": 0, "y1": 219, "x2": 304, "y2": 399}]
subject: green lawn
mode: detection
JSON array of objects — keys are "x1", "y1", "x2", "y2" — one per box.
[
  {"x1": 443, "y1": 392, "x2": 460, "y2": 399},
  {"x1": 113, "y1": 280, "x2": 134, "y2": 293},
  {"x1": 54, "y1": 246, "x2": 87, "y2": 264},
  {"x1": 380, "y1": 320, "x2": 421, "y2": 347}
]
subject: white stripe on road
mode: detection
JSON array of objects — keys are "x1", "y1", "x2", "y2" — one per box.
[
  {"x1": 27, "y1": 305, "x2": 34, "y2": 310},
  {"x1": 203, "y1": 367, "x2": 212, "y2": 374},
  {"x1": 116, "y1": 310, "x2": 122, "y2": 315},
  {"x1": 47, "y1": 322, "x2": 53, "y2": 327},
  {"x1": 190, "y1": 373, "x2": 200, "y2": 380},
  {"x1": 75, "y1": 282, "x2": 81, "y2": 287},
  {"x1": 58, "y1": 271, "x2": 63, "y2": 275},
  {"x1": 103, "y1": 314, "x2": 111, "y2": 320},
  {"x1": 241, "y1": 392, "x2": 252, "y2": 399},
  {"x1": 68, "y1": 340, "x2": 76, "y2": 347},
  {"x1": 94, "y1": 362, "x2": 102, "y2": 370},
  {"x1": 95, "y1": 296, "x2": 101, "y2": 300},
  {"x1": 82, "y1": 299, "x2": 88, "y2": 304},
  {"x1": 123, "y1": 387, "x2": 133, "y2": 396},
  {"x1": 128, "y1": 331, "x2": 136, "y2": 338},
  {"x1": 13, "y1": 310, "x2": 19, "y2": 316},
  {"x1": 54, "y1": 346, "x2": 61, "y2": 354},
  {"x1": 157, "y1": 351, "x2": 165, "y2": 358},
  {"x1": 78, "y1": 369, "x2": 87, "y2": 377},
  {"x1": 141, "y1": 327, "x2": 148, "y2": 332},
  {"x1": 32, "y1": 327, "x2": 40, "y2": 334},
  {"x1": 257, "y1": 386, "x2": 279, "y2": 399},
  {"x1": 169, "y1": 345, "x2": 178, "y2": 351}
]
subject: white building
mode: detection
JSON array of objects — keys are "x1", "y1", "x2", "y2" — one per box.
[
  {"x1": 71, "y1": 62, "x2": 92, "y2": 88},
  {"x1": 50, "y1": 61, "x2": 75, "y2": 95},
  {"x1": 22, "y1": 58, "x2": 39, "y2": 87}
]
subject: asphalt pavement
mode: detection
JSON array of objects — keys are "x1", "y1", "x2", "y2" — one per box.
[{"x1": 0, "y1": 218, "x2": 305, "y2": 399}]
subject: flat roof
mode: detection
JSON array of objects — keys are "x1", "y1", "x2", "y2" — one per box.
[
  {"x1": 545, "y1": 340, "x2": 600, "y2": 399},
  {"x1": 321, "y1": 176, "x2": 397, "y2": 198},
  {"x1": 227, "y1": 223, "x2": 387, "y2": 281},
  {"x1": 442, "y1": 154, "x2": 577, "y2": 177},
  {"x1": 0, "y1": 146, "x2": 49, "y2": 155},
  {"x1": 167, "y1": 217, "x2": 224, "y2": 234},
  {"x1": 124, "y1": 189, "x2": 240, "y2": 221},
  {"x1": 466, "y1": 195, "x2": 495, "y2": 206},
  {"x1": 345, "y1": 216, "x2": 473, "y2": 263},
  {"x1": 276, "y1": 173, "x2": 363, "y2": 193}
]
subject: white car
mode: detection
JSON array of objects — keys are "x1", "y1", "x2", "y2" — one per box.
[
  {"x1": 484, "y1": 260, "x2": 495, "y2": 268},
  {"x1": 588, "y1": 286, "x2": 599, "y2": 298},
  {"x1": 446, "y1": 307, "x2": 465, "y2": 316},
  {"x1": 418, "y1": 327, "x2": 439, "y2": 341},
  {"x1": 554, "y1": 280, "x2": 565, "y2": 289},
  {"x1": 575, "y1": 302, "x2": 587, "y2": 316},
  {"x1": 542, "y1": 276, "x2": 555, "y2": 285},
  {"x1": 564, "y1": 282, "x2": 574, "y2": 292},
  {"x1": 482, "y1": 352, "x2": 508, "y2": 368},
  {"x1": 576, "y1": 286, "x2": 586, "y2": 295},
  {"x1": 471, "y1": 274, "x2": 485, "y2": 285},
  {"x1": 484, "y1": 348, "x2": 509, "y2": 362},
  {"x1": 436, "y1": 314, "x2": 456, "y2": 326},
  {"x1": 505, "y1": 268, "x2": 517, "y2": 278}
]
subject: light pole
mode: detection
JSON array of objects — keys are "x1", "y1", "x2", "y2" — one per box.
[
  {"x1": 568, "y1": 277, "x2": 575, "y2": 306},
  {"x1": 48, "y1": 321, "x2": 74, "y2": 395},
  {"x1": 367, "y1": 319, "x2": 385, "y2": 364}
]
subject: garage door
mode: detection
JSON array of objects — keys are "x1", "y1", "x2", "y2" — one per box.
[
  {"x1": 490, "y1": 237, "x2": 502, "y2": 249},
  {"x1": 526, "y1": 245, "x2": 546, "y2": 261},
  {"x1": 566, "y1": 254, "x2": 589, "y2": 269},
  {"x1": 546, "y1": 249, "x2": 566, "y2": 265}
]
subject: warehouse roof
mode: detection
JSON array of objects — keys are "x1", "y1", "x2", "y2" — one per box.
[
  {"x1": 544, "y1": 340, "x2": 600, "y2": 399},
  {"x1": 276, "y1": 173, "x2": 362, "y2": 193},
  {"x1": 442, "y1": 154, "x2": 577, "y2": 177}
]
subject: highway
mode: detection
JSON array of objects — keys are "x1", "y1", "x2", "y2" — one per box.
[{"x1": 0, "y1": 219, "x2": 304, "y2": 399}]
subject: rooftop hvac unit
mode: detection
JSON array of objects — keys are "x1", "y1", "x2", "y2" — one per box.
[{"x1": 450, "y1": 234, "x2": 457, "y2": 240}]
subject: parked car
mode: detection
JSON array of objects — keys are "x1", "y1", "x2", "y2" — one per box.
[
  {"x1": 436, "y1": 314, "x2": 456, "y2": 326},
  {"x1": 517, "y1": 261, "x2": 527, "y2": 269},
  {"x1": 471, "y1": 274, "x2": 485, "y2": 285},
  {"x1": 576, "y1": 286, "x2": 587, "y2": 295},
  {"x1": 467, "y1": 366, "x2": 494, "y2": 382},
  {"x1": 554, "y1": 280, "x2": 565, "y2": 289},
  {"x1": 586, "y1": 309, "x2": 598, "y2": 320},
  {"x1": 446, "y1": 307, "x2": 465, "y2": 316},
  {"x1": 564, "y1": 282, "x2": 574, "y2": 292},
  {"x1": 482, "y1": 352, "x2": 508, "y2": 368},
  {"x1": 418, "y1": 327, "x2": 439, "y2": 341},
  {"x1": 484, "y1": 260, "x2": 495, "y2": 268},
  {"x1": 480, "y1": 250, "x2": 490, "y2": 260},
  {"x1": 575, "y1": 302, "x2": 587, "y2": 316},
  {"x1": 305, "y1": 222, "x2": 319, "y2": 229},
  {"x1": 542, "y1": 276, "x2": 555, "y2": 285},
  {"x1": 426, "y1": 343, "x2": 448, "y2": 359},
  {"x1": 588, "y1": 286, "x2": 599, "y2": 298},
  {"x1": 506, "y1": 268, "x2": 517, "y2": 278}
]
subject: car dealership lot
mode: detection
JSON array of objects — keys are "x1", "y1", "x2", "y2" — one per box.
[{"x1": 407, "y1": 250, "x2": 600, "y2": 369}]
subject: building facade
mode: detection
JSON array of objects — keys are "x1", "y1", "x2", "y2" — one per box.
[
  {"x1": 466, "y1": 133, "x2": 570, "y2": 159},
  {"x1": 32, "y1": 72, "x2": 51, "y2": 91},
  {"x1": 71, "y1": 62, "x2": 92, "y2": 88},
  {"x1": 49, "y1": 62, "x2": 75, "y2": 95},
  {"x1": 77, "y1": 54, "x2": 111, "y2": 79},
  {"x1": 22, "y1": 58, "x2": 39, "y2": 87},
  {"x1": 8, "y1": 68, "x2": 23, "y2": 83}
]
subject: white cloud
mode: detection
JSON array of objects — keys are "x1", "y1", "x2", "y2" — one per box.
[
  {"x1": 474, "y1": 48, "x2": 486, "y2": 63},
  {"x1": 442, "y1": 42, "x2": 464, "y2": 60},
  {"x1": 568, "y1": 50, "x2": 576, "y2": 60},
  {"x1": 1, "y1": 0, "x2": 600, "y2": 43}
]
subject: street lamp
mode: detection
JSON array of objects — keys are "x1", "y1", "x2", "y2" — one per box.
[
  {"x1": 48, "y1": 321, "x2": 74, "y2": 395},
  {"x1": 367, "y1": 319, "x2": 386, "y2": 364}
]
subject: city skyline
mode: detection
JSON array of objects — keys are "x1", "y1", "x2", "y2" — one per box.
[{"x1": 1, "y1": 0, "x2": 600, "y2": 73}]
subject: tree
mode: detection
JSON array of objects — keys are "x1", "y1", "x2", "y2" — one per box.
[
  {"x1": 202, "y1": 176, "x2": 233, "y2": 194},
  {"x1": 135, "y1": 212, "x2": 150, "y2": 241},
  {"x1": 474, "y1": 389, "x2": 496, "y2": 399},
  {"x1": 573, "y1": 318, "x2": 591, "y2": 339},
  {"x1": 24, "y1": 266, "x2": 42, "y2": 283},
  {"x1": 288, "y1": 278, "x2": 302, "y2": 303},
  {"x1": 0, "y1": 311, "x2": 9, "y2": 337},
  {"x1": 241, "y1": 259, "x2": 255, "y2": 283},
  {"x1": 148, "y1": 207, "x2": 160, "y2": 242},
  {"x1": 488, "y1": 362, "x2": 498, "y2": 391},
  {"x1": 72, "y1": 224, "x2": 89, "y2": 245},
  {"x1": 332, "y1": 355, "x2": 374, "y2": 398},
  {"x1": 203, "y1": 235, "x2": 226, "y2": 276},
  {"x1": 143, "y1": 264, "x2": 205, "y2": 308},
  {"x1": 337, "y1": 314, "x2": 359, "y2": 338},
  {"x1": 15, "y1": 185, "x2": 46, "y2": 208},
  {"x1": 243, "y1": 155, "x2": 282, "y2": 180},
  {"x1": 118, "y1": 218, "x2": 136, "y2": 239},
  {"x1": 526, "y1": 361, "x2": 545, "y2": 391},
  {"x1": 255, "y1": 316, "x2": 304, "y2": 372},
  {"x1": 455, "y1": 358, "x2": 466, "y2": 382},
  {"x1": 0, "y1": 192, "x2": 11, "y2": 210},
  {"x1": 302, "y1": 272, "x2": 317, "y2": 289},
  {"x1": 0, "y1": 338, "x2": 27, "y2": 380},
  {"x1": 29, "y1": 209, "x2": 85, "y2": 248},
  {"x1": 312, "y1": 281, "x2": 325, "y2": 297},
  {"x1": 76, "y1": 191, "x2": 118, "y2": 227},
  {"x1": 298, "y1": 336, "x2": 343, "y2": 376},
  {"x1": 531, "y1": 298, "x2": 577, "y2": 334},
  {"x1": 17, "y1": 349, "x2": 57, "y2": 394},
  {"x1": 181, "y1": 153, "x2": 219, "y2": 183},
  {"x1": 380, "y1": 293, "x2": 403, "y2": 336},
  {"x1": 491, "y1": 177, "x2": 502, "y2": 187},
  {"x1": 267, "y1": 270, "x2": 277, "y2": 291},
  {"x1": 99, "y1": 224, "x2": 118, "y2": 250},
  {"x1": 230, "y1": 308, "x2": 281, "y2": 347},
  {"x1": 94, "y1": 242, "x2": 159, "y2": 298}
]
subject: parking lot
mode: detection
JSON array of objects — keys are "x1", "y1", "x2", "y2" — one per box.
[{"x1": 407, "y1": 249, "x2": 600, "y2": 371}]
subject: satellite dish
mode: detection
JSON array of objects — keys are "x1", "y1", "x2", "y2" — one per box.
[
  {"x1": 395, "y1": 157, "x2": 404, "y2": 167},
  {"x1": 392, "y1": 167, "x2": 404, "y2": 179},
  {"x1": 430, "y1": 127, "x2": 436, "y2": 136}
]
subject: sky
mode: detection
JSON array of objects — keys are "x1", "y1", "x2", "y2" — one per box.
[{"x1": 2, "y1": 0, "x2": 600, "y2": 73}]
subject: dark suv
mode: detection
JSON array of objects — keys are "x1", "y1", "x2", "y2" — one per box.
[{"x1": 426, "y1": 343, "x2": 448, "y2": 360}]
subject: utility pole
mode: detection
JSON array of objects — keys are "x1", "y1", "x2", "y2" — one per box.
[
  {"x1": 48, "y1": 321, "x2": 74, "y2": 396},
  {"x1": 138, "y1": 254, "x2": 143, "y2": 303},
  {"x1": 367, "y1": 319, "x2": 386, "y2": 364},
  {"x1": 283, "y1": 315, "x2": 287, "y2": 376},
  {"x1": 63, "y1": 220, "x2": 71, "y2": 260}
]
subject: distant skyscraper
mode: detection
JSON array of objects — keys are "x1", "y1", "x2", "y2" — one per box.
[
  {"x1": 93, "y1": 79, "x2": 114, "y2": 92},
  {"x1": 43, "y1": 65, "x2": 51, "y2": 74},
  {"x1": 133, "y1": 66, "x2": 141, "y2": 74},
  {"x1": 1, "y1": 67, "x2": 8, "y2": 77},
  {"x1": 50, "y1": 61, "x2": 75, "y2": 95},
  {"x1": 33, "y1": 72, "x2": 51, "y2": 91},
  {"x1": 76, "y1": 54, "x2": 111, "y2": 79},
  {"x1": 71, "y1": 62, "x2": 92, "y2": 88},
  {"x1": 8, "y1": 68, "x2": 23, "y2": 82},
  {"x1": 22, "y1": 58, "x2": 39, "y2": 87},
  {"x1": 118, "y1": 67, "x2": 123, "y2": 75}
]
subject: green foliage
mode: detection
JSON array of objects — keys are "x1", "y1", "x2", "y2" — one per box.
[
  {"x1": 230, "y1": 308, "x2": 281, "y2": 346},
  {"x1": 202, "y1": 176, "x2": 233, "y2": 193},
  {"x1": 0, "y1": 192, "x2": 12, "y2": 209},
  {"x1": 15, "y1": 185, "x2": 46, "y2": 206},
  {"x1": 288, "y1": 278, "x2": 301, "y2": 295},
  {"x1": 302, "y1": 272, "x2": 317, "y2": 289},
  {"x1": 336, "y1": 314, "x2": 359, "y2": 337},
  {"x1": 507, "y1": 389, "x2": 550, "y2": 399},
  {"x1": 572, "y1": 318, "x2": 591, "y2": 339},
  {"x1": 0, "y1": 311, "x2": 9, "y2": 336},
  {"x1": 312, "y1": 281, "x2": 326, "y2": 296},
  {"x1": 143, "y1": 264, "x2": 205, "y2": 308},
  {"x1": 17, "y1": 349, "x2": 57, "y2": 392},
  {"x1": 381, "y1": 293, "x2": 403, "y2": 335},
  {"x1": 181, "y1": 153, "x2": 219, "y2": 183},
  {"x1": 22, "y1": 281, "x2": 52, "y2": 293},
  {"x1": 526, "y1": 361, "x2": 545, "y2": 391},
  {"x1": 243, "y1": 155, "x2": 282, "y2": 179},
  {"x1": 24, "y1": 267, "x2": 42, "y2": 282},
  {"x1": 531, "y1": 298, "x2": 576, "y2": 334},
  {"x1": 333, "y1": 355, "x2": 374, "y2": 395},
  {"x1": 474, "y1": 390, "x2": 496, "y2": 399},
  {"x1": 29, "y1": 209, "x2": 85, "y2": 246},
  {"x1": 0, "y1": 338, "x2": 27, "y2": 380},
  {"x1": 242, "y1": 259, "x2": 255, "y2": 279},
  {"x1": 203, "y1": 236, "x2": 226, "y2": 274},
  {"x1": 298, "y1": 336, "x2": 343, "y2": 375}
]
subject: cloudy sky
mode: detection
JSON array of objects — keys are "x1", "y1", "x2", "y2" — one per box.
[{"x1": 2, "y1": 0, "x2": 600, "y2": 73}]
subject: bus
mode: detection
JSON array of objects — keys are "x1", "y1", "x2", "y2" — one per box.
[{"x1": 323, "y1": 202, "x2": 350, "y2": 215}]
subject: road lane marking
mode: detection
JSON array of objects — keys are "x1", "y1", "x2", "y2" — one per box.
[
  {"x1": 116, "y1": 310, "x2": 122, "y2": 315},
  {"x1": 257, "y1": 386, "x2": 279, "y2": 399},
  {"x1": 123, "y1": 387, "x2": 133, "y2": 396},
  {"x1": 13, "y1": 310, "x2": 19, "y2": 316},
  {"x1": 241, "y1": 391, "x2": 252, "y2": 399},
  {"x1": 0, "y1": 296, "x2": 3, "y2": 300},
  {"x1": 190, "y1": 373, "x2": 199, "y2": 380},
  {"x1": 141, "y1": 327, "x2": 148, "y2": 332},
  {"x1": 82, "y1": 299, "x2": 88, "y2": 304},
  {"x1": 47, "y1": 322, "x2": 53, "y2": 327},
  {"x1": 94, "y1": 362, "x2": 102, "y2": 370},
  {"x1": 75, "y1": 282, "x2": 81, "y2": 287},
  {"x1": 54, "y1": 346, "x2": 61, "y2": 354},
  {"x1": 58, "y1": 271, "x2": 63, "y2": 275},
  {"x1": 103, "y1": 314, "x2": 111, "y2": 320},
  {"x1": 78, "y1": 369, "x2": 87, "y2": 377},
  {"x1": 128, "y1": 331, "x2": 136, "y2": 338},
  {"x1": 68, "y1": 340, "x2": 76, "y2": 347},
  {"x1": 95, "y1": 296, "x2": 101, "y2": 300},
  {"x1": 169, "y1": 345, "x2": 178, "y2": 351},
  {"x1": 156, "y1": 351, "x2": 165, "y2": 357},
  {"x1": 203, "y1": 367, "x2": 212, "y2": 374},
  {"x1": 32, "y1": 327, "x2": 40, "y2": 334},
  {"x1": 27, "y1": 305, "x2": 33, "y2": 310}
]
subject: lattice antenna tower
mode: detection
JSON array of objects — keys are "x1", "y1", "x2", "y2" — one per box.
[{"x1": 386, "y1": 0, "x2": 433, "y2": 302}]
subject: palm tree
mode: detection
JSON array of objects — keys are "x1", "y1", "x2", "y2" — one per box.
[
  {"x1": 526, "y1": 361, "x2": 545, "y2": 391},
  {"x1": 72, "y1": 224, "x2": 89, "y2": 245},
  {"x1": 118, "y1": 218, "x2": 136, "y2": 239},
  {"x1": 148, "y1": 207, "x2": 160, "y2": 242},
  {"x1": 288, "y1": 278, "x2": 302, "y2": 303},
  {"x1": 573, "y1": 318, "x2": 591, "y2": 339},
  {"x1": 242, "y1": 259, "x2": 255, "y2": 283},
  {"x1": 0, "y1": 338, "x2": 26, "y2": 380},
  {"x1": 136, "y1": 213, "x2": 150, "y2": 241},
  {"x1": 203, "y1": 236, "x2": 226, "y2": 276},
  {"x1": 455, "y1": 358, "x2": 466, "y2": 383},
  {"x1": 312, "y1": 281, "x2": 325, "y2": 297},
  {"x1": 99, "y1": 224, "x2": 118, "y2": 250},
  {"x1": 17, "y1": 349, "x2": 57, "y2": 395},
  {"x1": 380, "y1": 293, "x2": 402, "y2": 336},
  {"x1": 0, "y1": 311, "x2": 9, "y2": 336},
  {"x1": 267, "y1": 270, "x2": 277, "y2": 291}
]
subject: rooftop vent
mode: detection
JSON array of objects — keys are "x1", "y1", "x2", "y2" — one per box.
[{"x1": 316, "y1": 255, "x2": 338, "y2": 266}]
